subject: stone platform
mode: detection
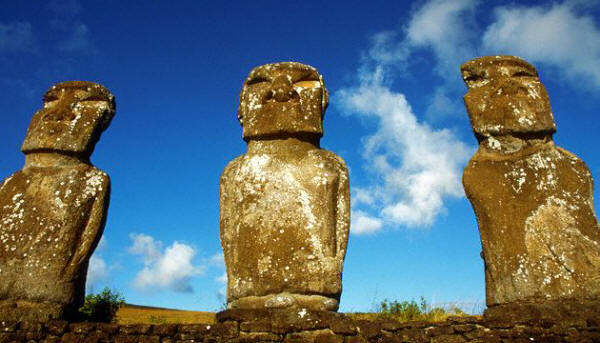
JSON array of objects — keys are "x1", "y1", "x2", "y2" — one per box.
[{"x1": 1, "y1": 308, "x2": 599, "y2": 342}]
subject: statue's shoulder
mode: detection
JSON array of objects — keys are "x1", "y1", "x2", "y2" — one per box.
[
  {"x1": 553, "y1": 146, "x2": 593, "y2": 180},
  {"x1": 311, "y1": 149, "x2": 348, "y2": 173},
  {"x1": 463, "y1": 154, "x2": 482, "y2": 174},
  {"x1": 81, "y1": 165, "x2": 110, "y2": 184},
  {"x1": 76, "y1": 165, "x2": 110, "y2": 200},
  {"x1": 0, "y1": 170, "x2": 25, "y2": 193},
  {"x1": 221, "y1": 155, "x2": 246, "y2": 179},
  {"x1": 555, "y1": 146, "x2": 587, "y2": 166}
]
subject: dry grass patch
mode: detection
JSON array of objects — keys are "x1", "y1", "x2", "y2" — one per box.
[{"x1": 116, "y1": 304, "x2": 216, "y2": 324}]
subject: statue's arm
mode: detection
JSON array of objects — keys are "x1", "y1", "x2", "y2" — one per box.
[
  {"x1": 69, "y1": 172, "x2": 111, "y2": 275},
  {"x1": 335, "y1": 159, "x2": 350, "y2": 259},
  {"x1": 220, "y1": 158, "x2": 241, "y2": 273}
]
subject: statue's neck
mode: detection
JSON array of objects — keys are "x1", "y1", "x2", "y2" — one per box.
[
  {"x1": 478, "y1": 133, "x2": 553, "y2": 157},
  {"x1": 24, "y1": 152, "x2": 89, "y2": 168},
  {"x1": 247, "y1": 136, "x2": 320, "y2": 155}
]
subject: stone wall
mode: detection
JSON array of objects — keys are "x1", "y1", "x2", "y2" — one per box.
[{"x1": 2, "y1": 309, "x2": 599, "y2": 342}]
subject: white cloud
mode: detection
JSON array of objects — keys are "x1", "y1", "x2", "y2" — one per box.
[
  {"x1": 128, "y1": 233, "x2": 162, "y2": 264},
  {"x1": 339, "y1": 76, "x2": 472, "y2": 229},
  {"x1": 363, "y1": 0, "x2": 477, "y2": 79},
  {"x1": 352, "y1": 210, "x2": 384, "y2": 235},
  {"x1": 406, "y1": 0, "x2": 478, "y2": 77},
  {"x1": 86, "y1": 236, "x2": 110, "y2": 289},
  {"x1": 404, "y1": 0, "x2": 480, "y2": 119},
  {"x1": 208, "y1": 252, "x2": 225, "y2": 267},
  {"x1": 357, "y1": 0, "x2": 480, "y2": 127},
  {"x1": 340, "y1": 0, "x2": 600, "y2": 232},
  {"x1": 96, "y1": 236, "x2": 107, "y2": 251},
  {"x1": 212, "y1": 256, "x2": 227, "y2": 300},
  {"x1": 425, "y1": 87, "x2": 460, "y2": 120},
  {"x1": 482, "y1": 1, "x2": 600, "y2": 87},
  {"x1": 87, "y1": 255, "x2": 108, "y2": 287},
  {"x1": 339, "y1": 0, "x2": 478, "y2": 230},
  {"x1": 365, "y1": 31, "x2": 410, "y2": 68},
  {"x1": 216, "y1": 272, "x2": 227, "y2": 298},
  {"x1": 216, "y1": 272, "x2": 227, "y2": 284},
  {"x1": 128, "y1": 234, "x2": 204, "y2": 293},
  {"x1": 0, "y1": 22, "x2": 36, "y2": 54},
  {"x1": 353, "y1": 187, "x2": 375, "y2": 206}
]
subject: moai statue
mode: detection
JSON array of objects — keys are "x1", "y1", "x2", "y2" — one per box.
[
  {"x1": 0, "y1": 81, "x2": 115, "y2": 321},
  {"x1": 220, "y1": 62, "x2": 350, "y2": 312},
  {"x1": 461, "y1": 56, "x2": 600, "y2": 317}
]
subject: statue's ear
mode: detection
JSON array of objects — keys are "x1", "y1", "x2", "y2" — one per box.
[
  {"x1": 237, "y1": 85, "x2": 247, "y2": 125},
  {"x1": 320, "y1": 75, "x2": 329, "y2": 115}
]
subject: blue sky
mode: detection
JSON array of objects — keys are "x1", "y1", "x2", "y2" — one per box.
[{"x1": 2, "y1": 0, "x2": 600, "y2": 313}]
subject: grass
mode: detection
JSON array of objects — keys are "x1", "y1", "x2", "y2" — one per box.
[
  {"x1": 347, "y1": 297, "x2": 478, "y2": 323},
  {"x1": 116, "y1": 304, "x2": 216, "y2": 324},
  {"x1": 114, "y1": 298, "x2": 479, "y2": 324}
]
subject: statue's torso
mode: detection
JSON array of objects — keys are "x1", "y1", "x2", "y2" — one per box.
[
  {"x1": 0, "y1": 164, "x2": 109, "y2": 303},
  {"x1": 463, "y1": 143, "x2": 600, "y2": 305},
  {"x1": 221, "y1": 148, "x2": 348, "y2": 298}
]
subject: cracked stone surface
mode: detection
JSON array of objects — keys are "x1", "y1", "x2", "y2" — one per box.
[
  {"x1": 221, "y1": 62, "x2": 350, "y2": 311},
  {"x1": 461, "y1": 56, "x2": 600, "y2": 308},
  {"x1": 0, "y1": 81, "x2": 115, "y2": 321}
]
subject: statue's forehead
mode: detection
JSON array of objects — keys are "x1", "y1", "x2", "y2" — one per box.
[
  {"x1": 43, "y1": 81, "x2": 113, "y2": 102},
  {"x1": 461, "y1": 56, "x2": 538, "y2": 76},
  {"x1": 247, "y1": 62, "x2": 320, "y2": 80}
]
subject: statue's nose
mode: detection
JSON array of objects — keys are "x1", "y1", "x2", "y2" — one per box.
[
  {"x1": 495, "y1": 80, "x2": 530, "y2": 97},
  {"x1": 41, "y1": 97, "x2": 77, "y2": 122},
  {"x1": 268, "y1": 76, "x2": 295, "y2": 102}
]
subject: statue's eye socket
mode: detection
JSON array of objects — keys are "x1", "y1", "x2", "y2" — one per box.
[
  {"x1": 44, "y1": 94, "x2": 59, "y2": 102},
  {"x1": 512, "y1": 70, "x2": 535, "y2": 77},
  {"x1": 464, "y1": 74, "x2": 483, "y2": 83},
  {"x1": 293, "y1": 80, "x2": 321, "y2": 89},
  {"x1": 246, "y1": 77, "x2": 269, "y2": 85}
]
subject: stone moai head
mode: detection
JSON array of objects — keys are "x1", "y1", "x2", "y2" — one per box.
[
  {"x1": 21, "y1": 81, "x2": 115, "y2": 157},
  {"x1": 237, "y1": 62, "x2": 329, "y2": 141},
  {"x1": 461, "y1": 56, "x2": 556, "y2": 137}
]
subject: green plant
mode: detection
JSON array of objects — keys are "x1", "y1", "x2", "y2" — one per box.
[
  {"x1": 79, "y1": 287, "x2": 125, "y2": 322},
  {"x1": 379, "y1": 297, "x2": 426, "y2": 321},
  {"x1": 378, "y1": 297, "x2": 467, "y2": 322}
]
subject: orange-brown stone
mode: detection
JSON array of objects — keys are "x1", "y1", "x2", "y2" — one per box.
[
  {"x1": 461, "y1": 56, "x2": 600, "y2": 309},
  {"x1": 221, "y1": 62, "x2": 350, "y2": 311},
  {"x1": 0, "y1": 81, "x2": 114, "y2": 321}
]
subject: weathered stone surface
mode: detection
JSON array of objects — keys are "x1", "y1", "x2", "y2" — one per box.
[
  {"x1": 484, "y1": 299, "x2": 600, "y2": 323},
  {"x1": 3, "y1": 315, "x2": 600, "y2": 342},
  {"x1": 218, "y1": 308, "x2": 347, "y2": 334},
  {"x1": 461, "y1": 56, "x2": 555, "y2": 136},
  {"x1": 0, "y1": 81, "x2": 115, "y2": 321},
  {"x1": 221, "y1": 62, "x2": 350, "y2": 311},
  {"x1": 461, "y1": 56, "x2": 600, "y2": 312},
  {"x1": 236, "y1": 62, "x2": 328, "y2": 140}
]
